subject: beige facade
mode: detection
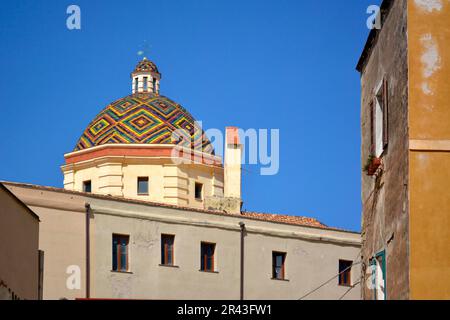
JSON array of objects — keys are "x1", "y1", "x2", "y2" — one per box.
[
  {"x1": 0, "y1": 183, "x2": 40, "y2": 300},
  {"x1": 62, "y1": 144, "x2": 224, "y2": 209},
  {"x1": 5, "y1": 182, "x2": 361, "y2": 300}
]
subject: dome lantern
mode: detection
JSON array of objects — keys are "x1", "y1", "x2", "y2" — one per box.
[{"x1": 131, "y1": 57, "x2": 161, "y2": 94}]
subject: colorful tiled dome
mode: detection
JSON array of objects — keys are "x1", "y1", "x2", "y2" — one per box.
[{"x1": 74, "y1": 92, "x2": 214, "y2": 154}]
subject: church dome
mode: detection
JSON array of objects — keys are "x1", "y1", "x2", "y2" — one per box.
[
  {"x1": 73, "y1": 57, "x2": 214, "y2": 155},
  {"x1": 74, "y1": 92, "x2": 214, "y2": 154}
]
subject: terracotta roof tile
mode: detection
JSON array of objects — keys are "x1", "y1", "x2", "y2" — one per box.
[{"x1": 242, "y1": 211, "x2": 327, "y2": 228}]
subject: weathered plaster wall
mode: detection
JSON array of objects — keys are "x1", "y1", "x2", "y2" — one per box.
[
  {"x1": 408, "y1": 0, "x2": 450, "y2": 299},
  {"x1": 360, "y1": 0, "x2": 410, "y2": 300},
  {"x1": 90, "y1": 197, "x2": 361, "y2": 300},
  {"x1": 5, "y1": 185, "x2": 88, "y2": 300}
]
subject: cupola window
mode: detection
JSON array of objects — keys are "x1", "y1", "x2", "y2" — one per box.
[{"x1": 143, "y1": 77, "x2": 148, "y2": 91}]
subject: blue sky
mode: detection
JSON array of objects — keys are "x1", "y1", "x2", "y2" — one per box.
[{"x1": 0, "y1": 0, "x2": 381, "y2": 231}]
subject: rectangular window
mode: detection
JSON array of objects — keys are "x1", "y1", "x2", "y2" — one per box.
[
  {"x1": 272, "y1": 251, "x2": 286, "y2": 280},
  {"x1": 153, "y1": 78, "x2": 157, "y2": 93},
  {"x1": 195, "y1": 182, "x2": 203, "y2": 200},
  {"x1": 161, "y1": 234, "x2": 175, "y2": 266},
  {"x1": 200, "y1": 242, "x2": 215, "y2": 272},
  {"x1": 83, "y1": 180, "x2": 92, "y2": 193},
  {"x1": 112, "y1": 234, "x2": 129, "y2": 272},
  {"x1": 338, "y1": 260, "x2": 352, "y2": 286},
  {"x1": 137, "y1": 177, "x2": 149, "y2": 195},
  {"x1": 134, "y1": 77, "x2": 139, "y2": 92},
  {"x1": 143, "y1": 76, "x2": 148, "y2": 91}
]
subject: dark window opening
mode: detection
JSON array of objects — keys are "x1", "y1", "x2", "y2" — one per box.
[
  {"x1": 137, "y1": 177, "x2": 149, "y2": 195},
  {"x1": 83, "y1": 180, "x2": 92, "y2": 193},
  {"x1": 153, "y1": 78, "x2": 157, "y2": 92},
  {"x1": 200, "y1": 242, "x2": 215, "y2": 272},
  {"x1": 143, "y1": 76, "x2": 148, "y2": 91},
  {"x1": 339, "y1": 260, "x2": 352, "y2": 286},
  {"x1": 195, "y1": 182, "x2": 203, "y2": 200},
  {"x1": 134, "y1": 77, "x2": 139, "y2": 92},
  {"x1": 112, "y1": 234, "x2": 129, "y2": 272},
  {"x1": 161, "y1": 234, "x2": 175, "y2": 266},
  {"x1": 272, "y1": 251, "x2": 286, "y2": 280}
]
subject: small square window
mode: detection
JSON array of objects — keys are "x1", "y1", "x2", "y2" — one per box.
[
  {"x1": 161, "y1": 234, "x2": 175, "y2": 266},
  {"x1": 338, "y1": 260, "x2": 352, "y2": 286},
  {"x1": 200, "y1": 242, "x2": 215, "y2": 272},
  {"x1": 83, "y1": 180, "x2": 92, "y2": 193},
  {"x1": 195, "y1": 182, "x2": 203, "y2": 200},
  {"x1": 137, "y1": 177, "x2": 149, "y2": 195},
  {"x1": 272, "y1": 251, "x2": 286, "y2": 280}
]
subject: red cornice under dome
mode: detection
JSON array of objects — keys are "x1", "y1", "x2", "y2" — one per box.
[{"x1": 64, "y1": 144, "x2": 223, "y2": 167}]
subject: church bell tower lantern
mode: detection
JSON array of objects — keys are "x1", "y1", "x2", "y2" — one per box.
[{"x1": 131, "y1": 57, "x2": 161, "y2": 94}]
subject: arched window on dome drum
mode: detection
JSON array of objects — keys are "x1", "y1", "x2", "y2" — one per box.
[
  {"x1": 152, "y1": 78, "x2": 157, "y2": 93},
  {"x1": 134, "y1": 77, "x2": 138, "y2": 93}
]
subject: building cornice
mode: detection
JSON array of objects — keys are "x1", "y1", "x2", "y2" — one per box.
[
  {"x1": 409, "y1": 139, "x2": 450, "y2": 152},
  {"x1": 63, "y1": 143, "x2": 223, "y2": 168},
  {"x1": 91, "y1": 204, "x2": 361, "y2": 247},
  {"x1": 2, "y1": 180, "x2": 360, "y2": 235}
]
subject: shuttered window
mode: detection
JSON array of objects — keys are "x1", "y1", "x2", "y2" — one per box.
[
  {"x1": 272, "y1": 251, "x2": 286, "y2": 280},
  {"x1": 372, "y1": 77, "x2": 389, "y2": 157},
  {"x1": 112, "y1": 234, "x2": 129, "y2": 272},
  {"x1": 200, "y1": 242, "x2": 215, "y2": 272},
  {"x1": 161, "y1": 234, "x2": 175, "y2": 266}
]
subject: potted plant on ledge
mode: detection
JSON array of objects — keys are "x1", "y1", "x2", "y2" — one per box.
[{"x1": 363, "y1": 155, "x2": 382, "y2": 176}]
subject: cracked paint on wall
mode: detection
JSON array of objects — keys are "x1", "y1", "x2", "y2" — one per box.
[{"x1": 420, "y1": 33, "x2": 441, "y2": 96}]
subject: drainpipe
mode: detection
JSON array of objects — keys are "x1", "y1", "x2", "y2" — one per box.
[
  {"x1": 85, "y1": 203, "x2": 91, "y2": 299},
  {"x1": 239, "y1": 222, "x2": 245, "y2": 300}
]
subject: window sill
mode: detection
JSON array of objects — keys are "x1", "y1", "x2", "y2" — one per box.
[
  {"x1": 271, "y1": 277, "x2": 289, "y2": 282},
  {"x1": 159, "y1": 264, "x2": 179, "y2": 268},
  {"x1": 137, "y1": 193, "x2": 149, "y2": 196},
  {"x1": 110, "y1": 270, "x2": 133, "y2": 274},
  {"x1": 339, "y1": 284, "x2": 353, "y2": 288},
  {"x1": 199, "y1": 270, "x2": 219, "y2": 274}
]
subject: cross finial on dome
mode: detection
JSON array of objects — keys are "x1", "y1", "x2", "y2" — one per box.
[{"x1": 137, "y1": 40, "x2": 151, "y2": 59}]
